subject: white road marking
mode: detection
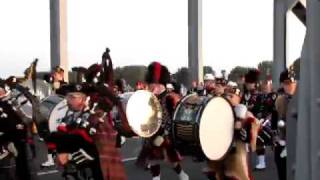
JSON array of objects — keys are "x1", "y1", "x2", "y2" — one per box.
[
  {"x1": 37, "y1": 169, "x2": 59, "y2": 176},
  {"x1": 0, "y1": 165, "x2": 16, "y2": 169},
  {"x1": 122, "y1": 157, "x2": 137, "y2": 162}
]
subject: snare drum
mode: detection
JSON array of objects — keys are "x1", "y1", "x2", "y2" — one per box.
[{"x1": 173, "y1": 94, "x2": 236, "y2": 161}]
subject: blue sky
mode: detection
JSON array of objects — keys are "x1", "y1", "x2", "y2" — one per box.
[{"x1": 0, "y1": 0, "x2": 305, "y2": 78}]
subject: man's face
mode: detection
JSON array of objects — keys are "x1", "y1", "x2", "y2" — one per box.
[
  {"x1": 261, "y1": 83, "x2": 272, "y2": 93},
  {"x1": 204, "y1": 80, "x2": 214, "y2": 87},
  {"x1": 204, "y1": 80, "x2": 215, "y2": 92},
  {"x1": 191, "y1": 81, "x2": 197, "y2": 88},
  {"x1": 147, "y1": 83, "x2": 165, "y2": 95},
  {"x1": 282, "y1": 81, "x2": 297, "y2": 95},
  {"x1": 245, "y1": 83, "x2": 256, "y2": 91},
  {"x1": 66, "y1": 93, "x2": 86, "y2": 111},
  {"x1": 214, "y1": 84, "x2": 225, "y2": 96},
  {"x1": 136, "y1": 84, "x2": 144, "y2": 90},
  {"x1": 0, "y1": 88, "x2": 6, "y2": 98},
  {"x1": 167, "y1": 88, "x2": 174, "y2": 93},
  {"x1": 53, "y1": 71, "x2": 64, "y2": 82},
  {"x1": 113, "y1": 85, "x2": 119, "y2": 94},
  {"x1": 225, "y1": 93, "x2": 241, "y2": 106}
]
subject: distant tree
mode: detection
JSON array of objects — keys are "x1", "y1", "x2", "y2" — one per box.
[
  {"x1": 113, "y1": 67, "x2": 123, "y2": 81},
  {"x1": 221, "y1": 69, "x2": 227, "y2": 79},
  {"x1": 113, "y1": 66, "x2": 147, "y2": 86},
  {"x1": 203, "y1": 66, "x2": 215, "y2": 76},
  {"x1": 257, "y1": 61, "x2": 273, "y2": 81},
  {"x1": 173, "y1": 67, "x2": 191, "y2": 88},
  {"x1": 228, "y1": 66, "x2": 251, "y2": 82},
  {"x1": 291, "y1": 58, "x2": 300, "y2": 80}
]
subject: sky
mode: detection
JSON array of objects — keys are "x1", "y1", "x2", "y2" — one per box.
[{"x1": 0, "y1": 0, "x2": 305, "y2": 78}]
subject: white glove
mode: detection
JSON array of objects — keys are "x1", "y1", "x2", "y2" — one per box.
[
  {"x1": 7, "y1": 142, "x2": 18, "y2": 157},
  {"x1": 234, "y1": 104, "x2": 247, "y2": 119},
  {"x1": 0, "y1": 149, "x2": 9, "y2": 160},
  {"x1": 120, "y1": 136, "x2": 126, "y2": 145},
  {"x1": 153, "y1": 136, "x2": 164, "y2": 147},
  {"x1": 280, "y1": 147, "x2": 287, "y2": 158},
  {"x1": 278, "y1": 120, "x2": 286, "y2": 128}
]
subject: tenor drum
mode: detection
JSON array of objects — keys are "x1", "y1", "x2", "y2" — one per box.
[
  {"x1": 38, "y1": 95, "x2": 68, "y2": 137},
  {"x1": 173, "y1": 94, "x2": 235, "y2": 161},
  {"x1": 112, "y1": 92, "x2": 136, "y2": 137},
  {"x1": 125, "y1": 90, "x2": 162, "y2": 138}
]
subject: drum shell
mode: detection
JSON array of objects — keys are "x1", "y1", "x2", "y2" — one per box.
[
  {"x1": 112, "y1": 92, "x2": 137, "y2": 137},
  {"x1": 172, "y1": 94, "x2": 210, "y2": 159},
  {"x1": 173, "y1": 94, "x2": 236, "y2": 161},
  {"x1": 37, "y1": 95, "x2": 67, "y2": 138},
  {"x1": 123, "y1": 90, "x2": 162, "y2": 138}
]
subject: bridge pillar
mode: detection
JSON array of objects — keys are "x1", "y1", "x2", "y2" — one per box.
[
  {"x1": 50, "y1": 0, "x2": 68, "y2": 81},
  {"x1": 273, "y1": 0, "x2": 287, "y2": 89},
  {"x1": 188, "y1": 0, "x2": 203, "y2": 84}
]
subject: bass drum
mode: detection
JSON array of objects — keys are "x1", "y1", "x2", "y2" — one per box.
[
  {"x1": 37, "y1": 95, "x2": 68, "y2": 138},
  {"x1": 172, "y1": 94, "x2": 210, "y2": 159},
  {"x1": 173, "y1": 94, "x2": 235, "y2": 161},
  {"x1": 199, "y1": 96, "x2": 235, "y2": 161}
]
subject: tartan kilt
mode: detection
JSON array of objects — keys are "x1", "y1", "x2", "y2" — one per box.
[
  {"x1": 94, "y1": 123, "x2": 127, "y2": 180},
  {"x1": 136, "y1": 137, "x2": 182, "y2": 168}
]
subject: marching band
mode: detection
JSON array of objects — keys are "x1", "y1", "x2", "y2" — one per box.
[{"x1": 0, "y1": 49, "x2": 296, "y2": 180}]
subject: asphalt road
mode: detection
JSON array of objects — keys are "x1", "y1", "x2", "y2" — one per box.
[{"x1": 0, "y1": 138, "x2": 278, "y2": 180}]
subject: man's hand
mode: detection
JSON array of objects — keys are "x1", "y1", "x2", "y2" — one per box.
[{"x1": 57, "y1": 153, "x2": 69, "y2": 166}]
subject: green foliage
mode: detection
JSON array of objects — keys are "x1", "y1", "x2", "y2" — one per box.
[
  {"x1": 172, "y1": 67, "x2": 191, "y2": 87},
  {"x1": 203, "y1": 66, "x2": 215, "y2": 76},
  {"x1": 292, "y1": 58, "x2": 300, "y2": 80},
  {"x1": 257, "y1": 61, "x2": 273, "y2": 81},
  {"x1": 113, "y1": 65, "x2": 147, "y2": 86},
  {"x1": 228, "y1": 66, "x2": 251, "y2": 82}
]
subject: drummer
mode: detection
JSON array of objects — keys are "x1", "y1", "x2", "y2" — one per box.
[
  {"x1": 136, "y1": 62, "x2": 189, "y2": 180},
  {"x1": 205, "y1": 82, "x2": 260, "y2": 180},
  {"x1": 135, "y1": 81, "x2": 147, "y2": 91},
  {"x1": 43, "y1": 66, "x2": 67, "y2": 92},
  {"x1": 42, "y1": 66, "x2": 68, "y2": 167},
  {"x1": 213, "y1": 76, "x2": 227, "y2": 97},
  {"x1": 203, "y1": 73, "x2": 215, "y2": 96}
]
